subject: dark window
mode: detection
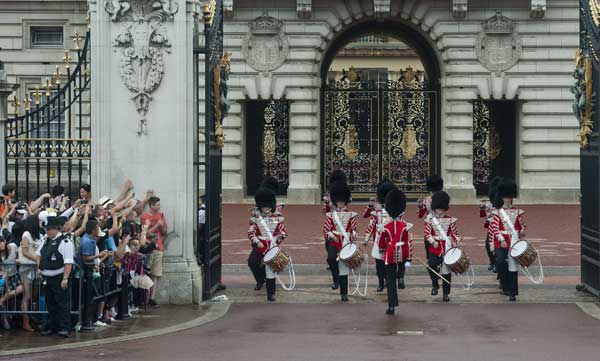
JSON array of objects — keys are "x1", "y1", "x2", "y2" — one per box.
[{"x1": 31, "y1": 26, "x2": 63, "y2": 48}]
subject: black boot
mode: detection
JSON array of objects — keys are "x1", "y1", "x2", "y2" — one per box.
[
  {"x1": 340, "y1": 275, "x2": 349, "y2": 302},
  {"x1": 443, "y1": 294, "x2": 450, "y2": 302},
  {"x1": 266, "y1": 279, "x2": 276, "y2": 302},
  {"x1": 254, "y1": 280, "x2": 265, "y2": 291},
  {"x1": 398, "y1": 277, "x2": 405, "y2": 290},
  {"x1": 509, "y1": 295, "x2": 517, "y2": 302},
  {"x1": 332, "y1": 282, "x2": 339, "y2": 290},
  {"x1": 377, "y1": 284, "x2": 385, "y2": 292},
  {"x1": 386, "y1": 307, "x2": 395, "y2": 315}
]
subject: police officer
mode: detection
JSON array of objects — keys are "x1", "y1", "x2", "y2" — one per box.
[{"x1": 36, "y1": 216, "x2": 75, "y2": 337}]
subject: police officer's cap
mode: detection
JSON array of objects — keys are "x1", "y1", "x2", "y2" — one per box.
[{"x1": 45, "y1": 216, "x2": 62, "y2": 230}]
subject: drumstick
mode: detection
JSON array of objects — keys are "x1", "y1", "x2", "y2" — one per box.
[{"x1": 412, "y1": 255, "x2": 451, "y2": 286}]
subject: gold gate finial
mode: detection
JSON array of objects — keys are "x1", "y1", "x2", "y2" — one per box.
[
  {"x1": 73, "y1": 32, "x2": 81, "y2": 50},
  {"x1": 33, "y1": 87, "x2": 42, "y2": 105},
  {"x1": 23, "y1": 96, "x2": 31, "y2": 112},
  {"x1": 54, "y1": 65, "x2": 62, "y2": 85},
  {"x1": 45, "y1": 78, "x2": 52, "y2": 96},
  {"x1": 13, "y1": 95, "x2": 20, "y2": 115},
  {"x1": 63, "y1": 50, "x2": 72, "y2": 69}
]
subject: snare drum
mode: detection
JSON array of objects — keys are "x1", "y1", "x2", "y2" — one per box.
[
  {"x1": 339, "y1": 243, "x2": 365, "y2": 269},
  {"x1": 263, "y1": 246, "x2": 290, "y2": 273},
  {"x1": 510, "y1": 241, "x2": 538, "y2": 268},
  {"x1": 443, "y1": 247, "x2": 471, "y2": 274}
]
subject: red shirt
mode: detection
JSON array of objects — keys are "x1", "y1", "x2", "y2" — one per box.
[{"x1": 141, "y1": 211, "x2": 168, "y2": 251}]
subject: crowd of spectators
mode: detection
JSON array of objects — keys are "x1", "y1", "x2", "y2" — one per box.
[{"x1": 0, "y1": 180, "x2": 168, "y2": 337}]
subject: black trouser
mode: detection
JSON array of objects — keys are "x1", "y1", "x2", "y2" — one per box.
[
  {"x1": 427, "y1": 253, "x2": 451, "y2": 295},
  {"x1": 326, "y1": 244, "x2": 340, "y2": 284},
  {"x1": 485, "y1": 232, "x2": 495, "y2": 266},
  {"x1": 495, "y1": 247, "x2": 518, "y2": 296},
  {"x1": 339, "y1": 275, "x2": 348, "y2": 296},
  {"x1": 266, "y1": 279, "x2": 276, "y2": 299},
  {"x1": 385, "y1": 264, "x2": 399, "y2": 308},
  {"x1": 247, "y1": 248, "x2": 266, "y2": 285},
  {"x1": 44, "y1": 274, "x2": 71, "y2": 332},
  {"x1": 375, "y1": 259, "x2": 386, "y2": 287},
  {"x1": 424, "y1": 241, "x2": 430, "y2": 258}
]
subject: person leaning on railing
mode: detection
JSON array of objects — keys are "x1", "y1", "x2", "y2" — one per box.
[{"x1": 35, "y1": 216, "x2": 75, "y2": 338}]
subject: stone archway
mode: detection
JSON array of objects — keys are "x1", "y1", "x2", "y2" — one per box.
[{"x1": 318, "y1": 18, "x2": 442, "y2": 200}]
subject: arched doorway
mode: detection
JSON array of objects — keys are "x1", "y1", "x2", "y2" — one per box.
[{"x1": 320, "y1": 19, "x2": 441, "y2": 200}]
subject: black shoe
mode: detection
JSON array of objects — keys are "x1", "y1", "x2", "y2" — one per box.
[
  {"x1": 40, "y1": 329, "x2": 55, "y2": 336},
  {"x1": 376, "y1": 285, "x2": 385, "y2": 292},
  {"x1": 341, "y1": 294, "x2": 349, "y2": 302},
  {"x1": 267, "y1": 295, "x2": 276, "y2": 302},
  {"x1": 492, "y1": 266, "x2": 497, "y2": 273},
  {"x1": 443, "y1": 294, "x2": 450, "y2": 302},
  {"x1": 217, "y1": 284, "x2": 227, "y2": 291},
  {"x1": 509, "y1": 295, "x2": 517, "y2": 302},
  {"x1": 332, "y1": 282, "x2": 339, "y2": 290},
  {"x1": 398, "y1": 278, "x2": 405, "y2": 290},
  {"x1": 488, "y1": 264, "x2": 494, "y2": 271},
  {"x1": 386, "y1": 307, "x2": 395, "y2": 315},
  {"x1": 57, "y1": 330, "x2": 69, "y2": 338},
  {"x1": 254, "y1": 281, "x2": 265, "y2": 291},
  {"x1": 500, "y1": 291, "x2": 509, "y2": 296},
  {"x1": 148, "y1": 299, "x2": 159, "y2": 308},
  {"x1": 431, "y1": 287, "x2": 439, "y2": 296}
]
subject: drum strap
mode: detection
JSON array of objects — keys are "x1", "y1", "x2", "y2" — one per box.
[
  {"x1": 332, "y1": 211, "x2": 349, "y2": 245},
  {"x1": 258, "y1": 215, "x2": 277, "y2": 249},
  {"x1": 499, "y1": 208, "x2": 520, "y2": 242},
  {"x1": 431, "y1": 216, "x2": 451, "y2": 254}
]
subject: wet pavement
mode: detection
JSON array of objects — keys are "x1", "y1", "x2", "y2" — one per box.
[
  {"x1": 222, "y1": 204, "x2": 581, "y2": 266},
  {"x1": 0, "y1": 305, "x2": 209, "y2": 354},
  {"x1": 6, "y1": 301, "x2": 600, "y2": 361}
]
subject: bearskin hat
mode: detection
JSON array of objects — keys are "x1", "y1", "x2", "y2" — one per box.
[
  {"x1": 260, "y1": 176, "x2": 279, "y2": 194},
  {"x1": 385, "y1": 189, "x2": 407, "y2": 219},
  {"x1": 329, "y1": 181, "x2": 351, "y2": 205},
  {"x1": 426, "y1": 174, "x2": 444, "y2": 192},
  {"x1": 328, "y1": 170, "x2": 347, "y2": 189},
  {"x1": 487, "y1": 176, "x2": 503, "y2": 203},
  {"x1": 254, "y1": 188, "x2": 276, "y2": 210},
  {"x1": 431, "y1": 191, "x2": 450, "y2": 211},
  {"x1": 497, "y1": 177, "x2": 518, "y2": 199},
  {"x1": 376, "y1": 180, "x2": 397, "y2": 205}
]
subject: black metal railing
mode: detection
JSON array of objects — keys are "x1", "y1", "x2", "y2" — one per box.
[{"x1": 4, "y1": 30, "x2": 91, "y2": 202}]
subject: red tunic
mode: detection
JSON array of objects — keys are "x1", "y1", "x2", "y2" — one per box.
[
  {"x1": 489, "y1": 207, "x2": 525, "y2": 249},
  {"x1": 247, "y1": 214, "x2": 288, "y2": 255},
  {"x1": 323, "y1": 209, "x2": 358, "y2": 251},
  {"x1": 378, "y1": 220, "x2": 413, "y2": 265},
  {"x1": 479, "y1": 200, "x2": 493, "y2": 230},
  {"x1": 424, "y1": 214, "x2": 461, "y2": 257}
]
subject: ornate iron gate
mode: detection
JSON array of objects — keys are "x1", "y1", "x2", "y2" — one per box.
[
  {"x1": 472, "y1": 99, "x2": 517, "y2": 196},
  {"x1": 577, "y1": 0, "x2": 600, "y2": 296},
  {"x1": 4, "y1": 30, "x2": 91, "y2": 201},
  {"x1": 246, "y1": 100, "x2": 290, "y2": 195},
  {"x1": 194, "y1": 0, "x2": 226, "y2": 300},
  {"x1": 322, "y1": 70, "x2": 436, "y2": 200}
]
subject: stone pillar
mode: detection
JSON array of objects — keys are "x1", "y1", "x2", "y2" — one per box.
[
  {"x1": 88, "y1": 0, "x2": 202, "y2": 304},
  {"x1": 0, "y1": 66, "x2": 18, "y2": 184}
]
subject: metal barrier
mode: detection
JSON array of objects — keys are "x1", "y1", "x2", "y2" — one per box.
[{"x1": 0, "y1": 262, "x2": 131, "y2": 331}]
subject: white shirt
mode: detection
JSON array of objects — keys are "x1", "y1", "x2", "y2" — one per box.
[
  {"x1": 35, "y1": 232, "x2": 75, "y2": 276},
  {"x1": 198, "y1": 207, "x2": 206, "y2": 225}
]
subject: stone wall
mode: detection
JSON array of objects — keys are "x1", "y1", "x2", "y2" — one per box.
[{"x1": 200, "y1": 0, "x2": 579, "y2": 204}]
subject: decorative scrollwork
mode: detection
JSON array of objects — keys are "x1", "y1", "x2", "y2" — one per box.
[
  {"x1": 473, "y1": 100, "x2": 493, "y2": 184},
  {"x1": 213, "y1": 52, "x2": 231, "y2": 149},
  {"x1": 105, "y1": 0, "x2": 179, "y2": 136},
  {"x1": 261, "y1": 101, "x2": 290, "y2": 191},
  {"x1": 573, "y1": 48, "x2": 595, "y2": 148}
]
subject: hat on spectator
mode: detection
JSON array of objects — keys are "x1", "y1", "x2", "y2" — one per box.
[
  {"x1": 38, "y1": 209, "x2": 58, "y2": 226},
  {"x1": 45, "y1": 216, "x2": 62, "y2": 230},
  {"x1": 98, "y1": 196, "x2": 114, "y2": 209},
  {"x1": 97, "y1": 227, "x2": 106, "y2": 237}
]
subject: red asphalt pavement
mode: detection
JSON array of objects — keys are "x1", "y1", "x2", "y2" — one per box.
[
  {"x1": 9, "y1": 303, "x2": 600, "y2": 361},
  {"x1": 222, "y1": 204, "x2": 580, "y2": 266}
]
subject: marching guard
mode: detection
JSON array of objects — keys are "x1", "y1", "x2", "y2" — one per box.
[
  {"x1": 489, "y1": 178, "x2": 525, "y2": 302},
  {"x1": 378, "y1": 189, "x2": 413, "y2": 315},
  {"x1": 322, "y1": 170, "x2": 348, "y2": 214},
  {"x1": 480, "y1": 176, "x2": 502, "y2": 272},
  {"x1": 247, "y1": 188, "x2": 288, "y2": 301},
  {"x1": 363, "y1": 180, "x2": 401, "y2": 292},
  {"x1": 323, "y1": 180, "x2": 357, "y2": 302},
  {"x1": 417, "y1": 175, "x2": 444, "y2": 257},
  {"x1": 424, "y1": 191, "x2": 462, "y2": 302}
]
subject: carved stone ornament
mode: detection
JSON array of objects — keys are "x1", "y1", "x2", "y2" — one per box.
[
  {"x1": 242, "y1": 14, "x2": 289, "y2": 73},
  {"x1": 104, "y1": 0, "x2": 178, "y2": 136},
  {"x1": 475, "y1": 11, "x2": 522, "y2": 76}
]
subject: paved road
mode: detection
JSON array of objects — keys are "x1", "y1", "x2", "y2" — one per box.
[
  {"x1": 9, "y1": 302, "x2": 600, "y2": 361},
  {"x1": 222, "y1": 204, "x2": 581, "y2": 266}
]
